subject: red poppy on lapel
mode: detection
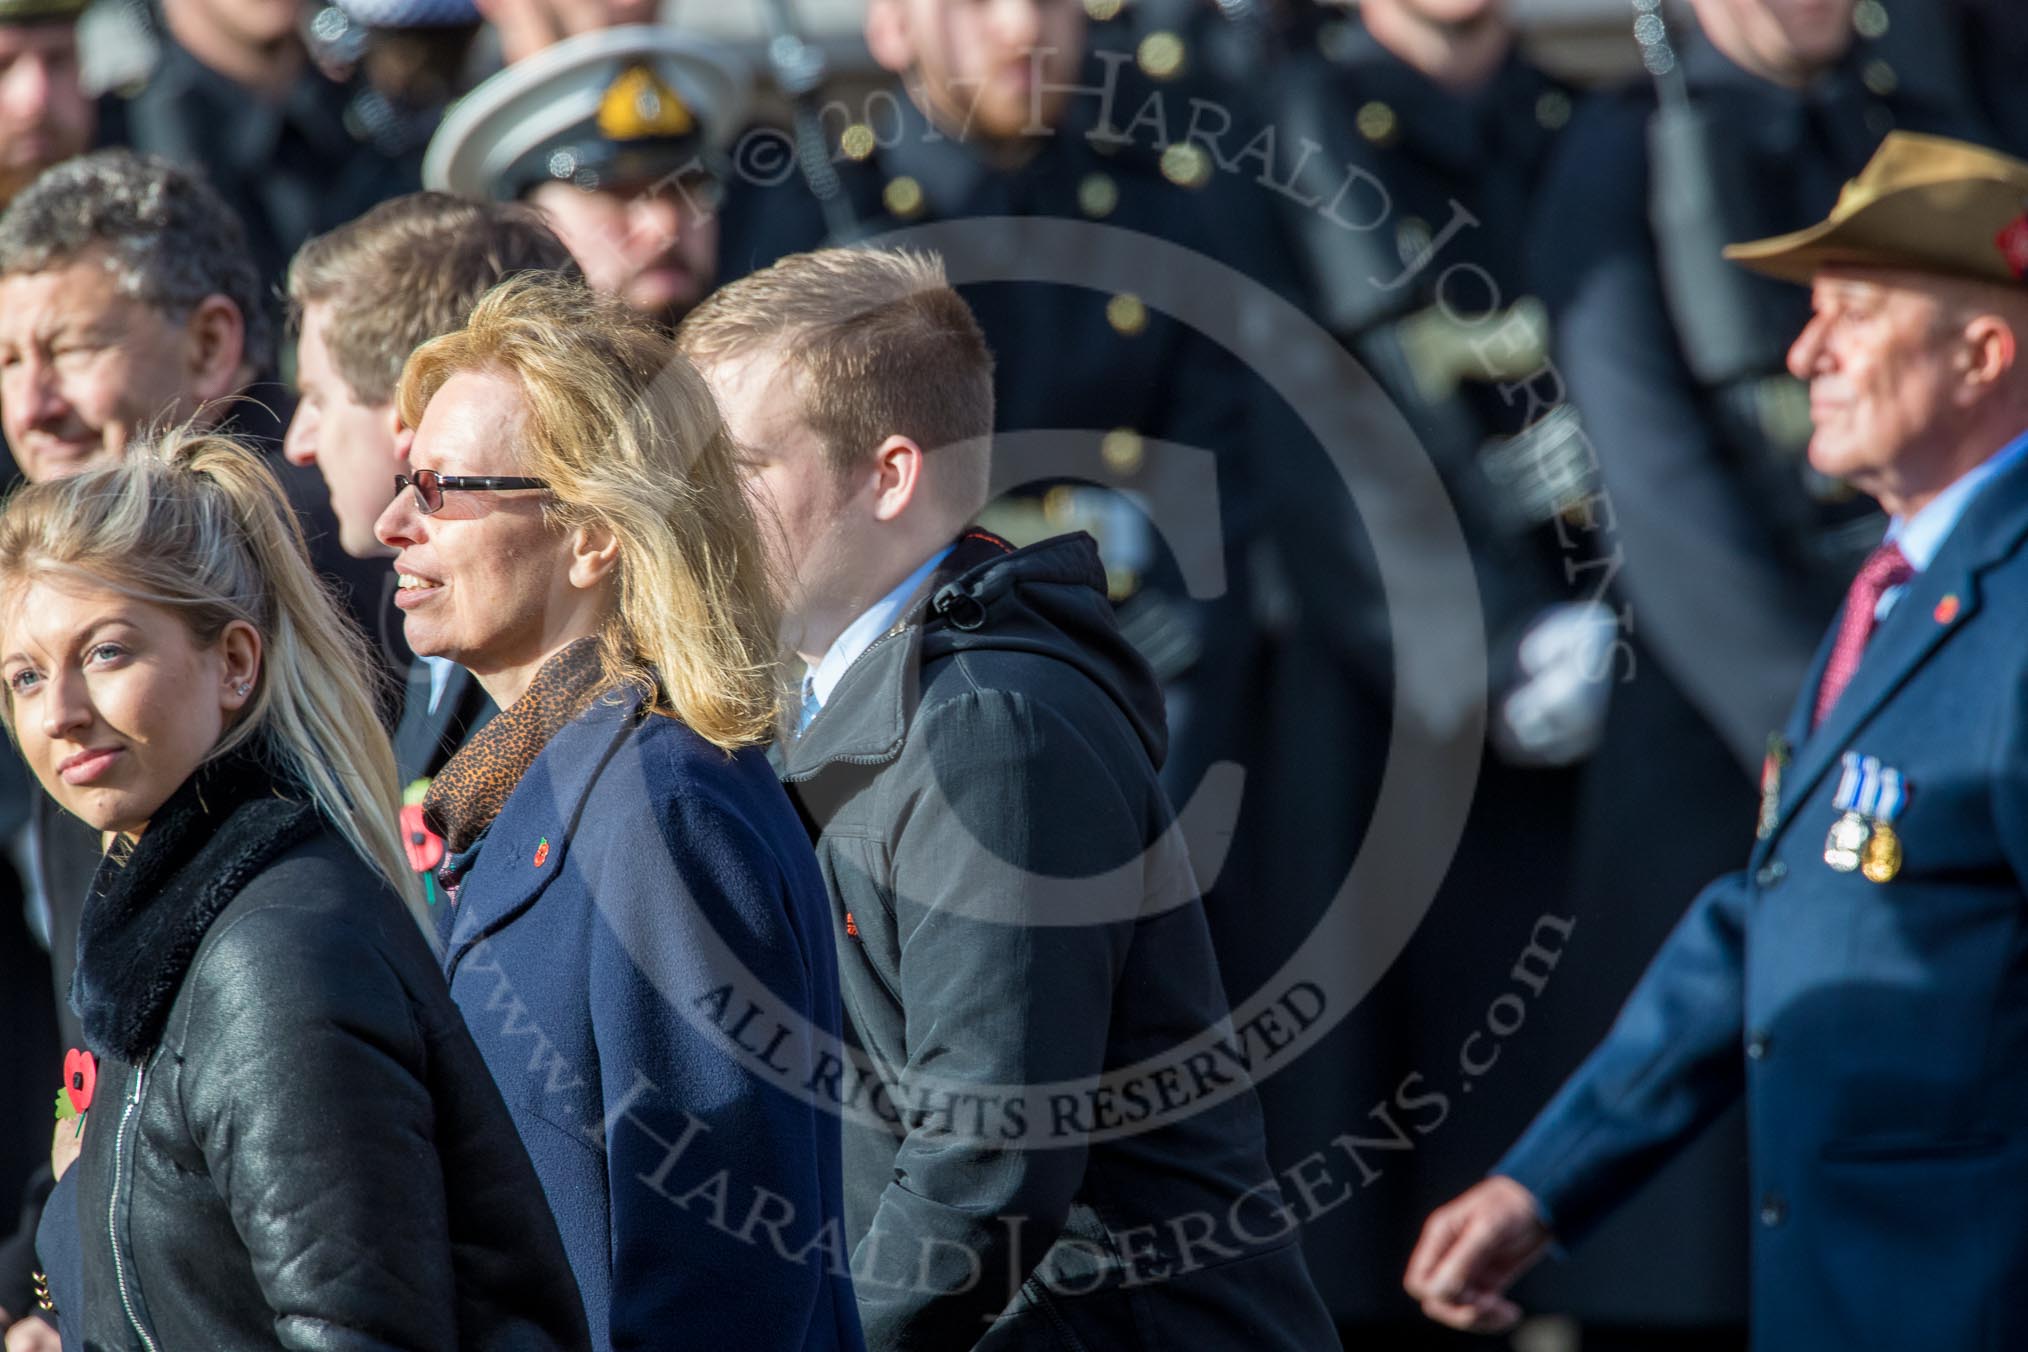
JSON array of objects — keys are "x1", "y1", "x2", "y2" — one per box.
[
  {"x1": 402, "y1": 804, "x2": 446, "y2": 874},
  {"x1": 62, "y1": 1048, "x2": 96, "y2": 1117}
]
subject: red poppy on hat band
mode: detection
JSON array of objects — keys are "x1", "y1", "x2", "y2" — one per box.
[{"x1": 1997, "y1": 213, "x2": 2028, "y2": 281}]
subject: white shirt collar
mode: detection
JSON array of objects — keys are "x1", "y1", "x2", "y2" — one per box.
[
  {"x1": 806, "y1": 546, "x2": 954, "y2": 710},
  {"x1": 1886, "y1": 428, "x2": 2028, "y2": 571}
]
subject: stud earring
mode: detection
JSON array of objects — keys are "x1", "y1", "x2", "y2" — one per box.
[{"x1": 236, "y1": 681, "x2": 252, "y2": 696}]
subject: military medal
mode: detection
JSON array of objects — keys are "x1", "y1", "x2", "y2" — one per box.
[
  {"x1": 1825, "y1": 814, "x2": 1869, "y2": 872},
  {"x1": 1860, "y1": 767, "x2": 1906, "y2": 884},
  {"x1": 1823, "y1": 753, "x2": 1871, "y2": 872},
  {"x1": 1758, "y1": 734, "x2": 1789, "y2": 840},
  {"x1": 1861, "y1": 825, "x2": 1902, "y2": 883}
]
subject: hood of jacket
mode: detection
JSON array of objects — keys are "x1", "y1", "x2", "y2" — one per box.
[{"x1": 783, "y1": 530, "x2": 1168, "y2": 778}]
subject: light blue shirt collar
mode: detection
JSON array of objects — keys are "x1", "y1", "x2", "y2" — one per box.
[
  {"x1": 806, "y1": 546, "x2": 954, "y2": 711},
  {"x1": 424, "y1": 655, "x2": 458, "y2": 715},
  {"x1": 1873, "y1": 429, "x2": 2028, "y2": 620},
  {"x1": 1886, "y1": 428, "x2": 2028, "y2": 571}
]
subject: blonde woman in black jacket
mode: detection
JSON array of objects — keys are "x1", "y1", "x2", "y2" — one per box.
[{"x1": 7, "y1": 432, "x2": 588, "y2": 1351}]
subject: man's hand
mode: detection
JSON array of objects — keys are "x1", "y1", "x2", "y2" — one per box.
[
  {"x1": 4, "y1": 1314, "x2": 61, "y2": 1352},
  {"x1": 475, "y1": 0, "x2": 655, "y2": 64},
  {"x1": 1403, "y1": 1175, "x2": 1553, "y2": 1332},
  {"x1": 49, "y1": 1118, "x2": 81, "y2": 1183}
]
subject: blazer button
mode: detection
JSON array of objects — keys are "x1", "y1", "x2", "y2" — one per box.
[
  {"x1": 1759, "y1": 1193, "x2": 1788, "y2": 1227},
  {"x1": 1755, "y1": 860, "x2": 1787, "y2": 888},
  {"x1": 1746, "y1": 1032, "x2": 1772, "y2": 1060}
]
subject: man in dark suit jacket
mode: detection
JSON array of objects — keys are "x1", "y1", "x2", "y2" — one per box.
[
  {"x1": 116, "y1": 0, "x2": 420, "y2": 330},
  {"x1": 686, "y1": 247, "x2": 1337, "y2": 1351},
  {"x1": 1407, "y1": 132, "x2": 2028, "y2": 1350},
  {"x1": 1512, "y1": 7, "x2": 2004, "y2": 1327}
]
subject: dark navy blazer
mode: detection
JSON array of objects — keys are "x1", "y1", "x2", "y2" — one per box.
[
  {"x1": 440, "y1": 687, "x2": 863, "y2": 1352},
  {"x1": 1500, "y1": 448, "x2": 2028, "y2": 1349}
]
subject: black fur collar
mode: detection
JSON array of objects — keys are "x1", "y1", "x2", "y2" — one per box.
[{"x1": 74, "y1": 746, "x2": 322, "y2": 1062}]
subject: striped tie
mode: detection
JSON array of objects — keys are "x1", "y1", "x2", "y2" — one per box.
[{"x1": 797, "y1": 676, "x2": 822, "y2": 735}]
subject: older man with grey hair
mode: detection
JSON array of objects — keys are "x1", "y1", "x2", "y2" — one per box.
[
  {"x1": 0, "y1": 147, "x2": 269, "y2": 484},
  {"x1": 1410, "y1": 132, "x2": 2028, "y2": 1352},
  {"x1": 0, "y1": 145, "x2": 384, "y2": 959}
]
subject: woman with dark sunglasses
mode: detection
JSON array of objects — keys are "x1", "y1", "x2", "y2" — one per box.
[
  {"x1": 373, "y1": 274, "x2": 863, "y2": 1352},
  {"x1": 393, "y1": 469, "x2": 551, "y2": 513}
]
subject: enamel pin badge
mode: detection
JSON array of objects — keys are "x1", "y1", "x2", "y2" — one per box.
[{"x1": 1758, "y1": 733, "x2": 1789, "y2": 840}]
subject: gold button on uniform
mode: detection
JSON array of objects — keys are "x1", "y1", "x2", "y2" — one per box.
[
  {"x1": 1317, "y1": 20, "x2": 1357, "y2": 64},
  {"x1": 1078, "y1": 172, "x2": 1119, "y2": 219},
  {"x1": 1043, "y1": 485, "x2": 1078, "y2": 524},
  {"x1": 883, "y1": 175, "x2": 924, "y2": 219},
  {"x1": 840, "y1": 123, "x2": 876, "y2": 162},
  {"x1": 1160, "y1": 142, "x2": 1211, "y2": 189},
  {"x1": 1106, "y1": 293, "x2": 1148, "y2": 336},
  {"x1": 1138, "y1": 31, "x2": 1186, "y2": 81},
  {"x1": 1357, "y1": 101, "x2": 1399, "y2": 146},
  {"x1": 1102, "y1": 428, "x2": 1145, "y2": 476},
  {"x1": 1397, "y1": 217, "x2": 1433, "y2": 261}
]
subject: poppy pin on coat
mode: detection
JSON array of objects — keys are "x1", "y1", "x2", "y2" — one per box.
[
  {"x1": 534, "y1": 837, "x2": 550, "y2": 868},
  {"x1": 56, "y1": 1048, "x2": 96, "y2": 1125}
]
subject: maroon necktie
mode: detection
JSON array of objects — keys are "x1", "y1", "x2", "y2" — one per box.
[{"x1": 1812, "y1": 541, "x2": 1915, "y2": 728}]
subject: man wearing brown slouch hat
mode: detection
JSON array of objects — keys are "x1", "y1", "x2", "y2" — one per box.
[{"x1": 1409, "y1": 132, "x2": 2028, "y2": 1350}]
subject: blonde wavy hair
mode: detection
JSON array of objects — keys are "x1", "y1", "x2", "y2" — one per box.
[
  {"x1": 397, "y1": 273, "x2": 781, "y2": 748},
  {"x1": 0, "y1": 431, "x2": 421, "y2": 913}
]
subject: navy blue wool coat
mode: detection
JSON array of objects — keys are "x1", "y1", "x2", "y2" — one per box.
[{"x1": 439, "y1": 686, "x2": 864, "y2": 1352}]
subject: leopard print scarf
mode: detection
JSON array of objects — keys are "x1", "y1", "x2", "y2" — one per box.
[{"x1": 423, "y1": 637, "x2": 606, "y2": 854}]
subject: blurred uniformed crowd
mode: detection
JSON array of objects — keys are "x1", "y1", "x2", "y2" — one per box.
[{"x1": 4, "y1": 0, "x2": 2027, "y2": 1345}]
